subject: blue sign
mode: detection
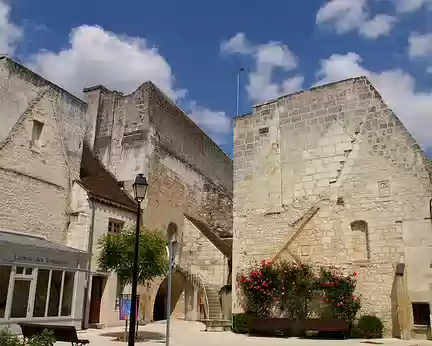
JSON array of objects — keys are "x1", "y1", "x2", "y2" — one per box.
[{"x1": 119, "y1": 296, "x2": 139, "y2": 321}]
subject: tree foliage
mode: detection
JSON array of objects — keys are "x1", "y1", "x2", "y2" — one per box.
[{"x1": 98, "y1": 224, "x2": 168, "y2": 285}]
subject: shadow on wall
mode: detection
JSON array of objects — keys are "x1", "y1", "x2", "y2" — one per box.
[{"x1": 153, "y1": 271, "x2": 186, "y2": 321}]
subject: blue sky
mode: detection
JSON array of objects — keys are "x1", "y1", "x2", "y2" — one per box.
[{"x1": 2, "y1": 0, "x2": 432, "y2": 156}]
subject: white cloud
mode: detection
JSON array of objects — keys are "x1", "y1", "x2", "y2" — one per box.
[
  {"x1": 25, "y1": 25, "x2": 232, "y2": 145},
  {"x1": 408, "y1": 32, "x2": 432, "y2": 58},
  {"x1": 427, "y1": 66, "x2": 432, "y2": 73},
  {"x1": 393, "y1": 0, "x2": 432, "y2": 12},
  {"x1": 316, "y1": 0, "x2": 396, "y2": 39},
  {"x1": 220, "y1": 32, "x2": 252, "y2": 55},
  {"x1": 316, "y1": 52, "x2": 432, "y2": 151},
  {"x1": 221, "y1": 33, "x2": 303, "y2": 103},
  {"x1": 255, "y1": 42, "x2": 297, "y2": 71},
  {"x1": 186, "y1": 101, "x2": 232, "y2": 143},
  {"x1": 358, "y1": 15, "x2": 397, "y2": 39},
  {"x1": 0, "y1": 0, "x2": 22, "y2": 55},
  {"x1": 27, "y1": 25, "x2": 184, "y2": 100}
]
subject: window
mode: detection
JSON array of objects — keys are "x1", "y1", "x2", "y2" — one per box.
[
  {"x1": 61, "y1": 272, "x2": 75, "y2": 316},
  {"x1": 0, "y1": 266, "x2": 76, "y2": 320},
  {"x1": 108, "y1": 220, "x2": 124, "y2": 235},
  {"x1": 33, "y1": 269, "x2": 49, "y2": 317},
  {"x1": 412, "y1": 303, "x2": 430, "y2": 326},
  {"x1": 10, "y1": 280, "x2": 31, "y2": 318},
  {"x1": 31, "y1": 120, "x2": 44, "y2": 146},
  {"x1": 48, "y1": 270, "x2": 62, "y2": 317},
  {"x1": 0, "y1": 266, "x2": 11, "y2": 318}
]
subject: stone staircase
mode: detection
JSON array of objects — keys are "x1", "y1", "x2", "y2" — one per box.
[
  {"x1": 205, "y1": 285, "x2": 223, "y2": 319},
  {"x1": 175, "y1": 265, "x2": 223, "y2": 320}
]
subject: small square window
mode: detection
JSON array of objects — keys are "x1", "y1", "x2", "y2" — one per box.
[
  {"x1": 412, "y1": 303, "x2": 430, "y2": 326},
  {"x1": 108, "y1": 220, "x2": 124, "y2": 235},
  {"x1": 16, "y1": 267, "x2": 24, "y2": 275},
  {"x1": 32, "y1": 120, "x2": 44, "y2": 145}
]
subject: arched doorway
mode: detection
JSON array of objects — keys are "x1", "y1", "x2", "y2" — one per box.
[
  {"x1": 153, "y1": 283, "x2": 167, "y2": 321},
  {"x1": 152, "y1": 271, "x2": 186, "y2": 321}
]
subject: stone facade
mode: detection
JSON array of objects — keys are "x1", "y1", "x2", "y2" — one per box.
[
  {"x1": 0, "y1": 58, "x2": 88, "y2": 330},
  {"x1": 0, "y1": 57, "x2": 233, "y2": 328},
  {"x1": 0, "y1": 57, "x2": 86, "y2": 242},
  {"x1": 83, "y1": 82, "x2": 233, "y2": 322},
  {"x1": 232, "y1": 77, "x2": 432, "y2": 337}
]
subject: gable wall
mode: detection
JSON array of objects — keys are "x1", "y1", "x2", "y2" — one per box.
[{"x1": 233, "y1": 77, "x2": 432, "y2": 334}]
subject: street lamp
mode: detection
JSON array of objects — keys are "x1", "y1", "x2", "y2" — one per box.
[
  {"x1": 166, "y1": 223, "x2": 178, "y2": 346},
  {"x1": 128, "y1": 173, "x2": 148, "y2": 346}
]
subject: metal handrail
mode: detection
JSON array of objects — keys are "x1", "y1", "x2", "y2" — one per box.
[
  {"x1": 195, "y1": 273, "x2": 210, "y2": 320},
  {"x1": 176, "y1": 263, "x2": 210, "y2": 320}
]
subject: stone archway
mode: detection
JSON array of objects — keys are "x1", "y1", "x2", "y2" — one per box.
[{"x1": 152, "y1": 271, "x2": 186, "y2": 321}]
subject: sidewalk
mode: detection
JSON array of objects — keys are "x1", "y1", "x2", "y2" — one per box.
[{"x1": 57, "y1": 320, "x2": 432, "y2": 346}]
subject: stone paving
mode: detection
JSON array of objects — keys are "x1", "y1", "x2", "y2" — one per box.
[{"x1": 54, "y1": 320, "x2": 432, "y2": 346}]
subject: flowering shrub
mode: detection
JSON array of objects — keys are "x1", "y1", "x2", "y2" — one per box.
[
  {"x1": 277, "y1": 261, "x2": 316, "y2": 320},
  {"x1": 237, "y1": 260, "x2": 361, "y2": 322},
  {"x1": 318, "y1": 267, "x2": 361, "y2": 322},
  {"x1": 237, "y1": 259, "x2": 279, "y2": 316}
]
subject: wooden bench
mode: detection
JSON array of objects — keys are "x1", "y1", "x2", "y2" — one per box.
[
  {"x1": 200, "y1": 319, "x2": 231, "y2": 331},
  {"x1": 19, "y1": 323, "x2": 90, "y2": 346},
  {"x1": 248, "y1": 317, "x2": 351, "y2": 338},
  {"x1": 299, "y1": 318, "x2": 351, "y2": 339}
]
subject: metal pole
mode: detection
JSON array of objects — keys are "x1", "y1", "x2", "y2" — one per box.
[
  {"x1": 128, "y1": 203, "x2": 141, "y2": 346},
  {"x1": 236, "y1": 68, "x2": 244, "y2": 118},
  {"x1": 166, "y1": 241, "x2": 173, "y2": 346}
]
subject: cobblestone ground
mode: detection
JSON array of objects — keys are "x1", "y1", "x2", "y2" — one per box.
[{"x1": 57, "y1": 320, "x2": 432, "y2": 346}]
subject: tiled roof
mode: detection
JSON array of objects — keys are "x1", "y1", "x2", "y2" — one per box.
[{"x1": 79, "y1": 143, "x2": 137, "y2": 212}]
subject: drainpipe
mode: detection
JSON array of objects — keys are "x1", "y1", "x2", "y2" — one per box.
[{"x1": 82, "y1": 199, "x2": 96, "y2": 329}]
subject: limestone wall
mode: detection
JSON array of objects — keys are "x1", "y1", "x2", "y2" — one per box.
[
  {"x1": 233, "y1": 77, "x2": 432, "y2": 334},
  {"x1": 83, "y1": 82, "x2": 233, "y2": 321},
  {"x1": 0, "y1": 59, "x2": 86, "y2": 242}
]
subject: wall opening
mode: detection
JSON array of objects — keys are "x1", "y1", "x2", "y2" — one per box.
[
  {"x1": 350, "y1": 220, "x2": 370, "y2": 261},
  {"x1": 412, "y1": 303, "x2": 430, "y2": 326},
  {"x1": 31, "y1": 120, "x2": 44, "y2": 145}
]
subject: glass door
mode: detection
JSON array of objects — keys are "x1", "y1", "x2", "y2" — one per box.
[
  {"x1": 7, "y1": 266, "x2": 36, "y2": 319},
  {"x1": 10, "y1": 279, "x2": 31, "y2": 318}
]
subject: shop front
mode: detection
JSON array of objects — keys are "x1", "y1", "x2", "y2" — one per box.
[{"x1": 0, "y1": 230, "x2": 88, "y2": 333}]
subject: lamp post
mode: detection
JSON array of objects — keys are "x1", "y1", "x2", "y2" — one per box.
[
  {"x1": 166, "y1": 233, "x2": 178, "y2": 346},
  {"x1": 128, "y1": 173, "x2": 148, "y2": 346}
]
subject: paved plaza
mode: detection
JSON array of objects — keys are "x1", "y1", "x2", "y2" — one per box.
[{"x1": 56, "y1": 320, "x2": 432, "y2": 346}]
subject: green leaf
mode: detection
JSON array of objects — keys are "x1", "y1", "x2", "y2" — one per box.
[{"x1": 98, "y1": 223, "x2": 168, "y2": 285}]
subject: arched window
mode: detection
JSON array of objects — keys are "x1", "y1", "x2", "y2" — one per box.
[{"x1": 350, "y1": 220, "x2": 370, "y2": 260}]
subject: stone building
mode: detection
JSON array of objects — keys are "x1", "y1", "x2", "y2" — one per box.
[
  {"x1": 232, "y1": 77, "x2": 432, "y2": 338},
  {"x1": 0, "y1": 56, "x2": 233, "y2": 330},
  {"x1": 0, "y1": 57, "x2": 88, "y2": 332},
  {"x1": 82, "y1": 82, "x2": 233, "y2": 322}
]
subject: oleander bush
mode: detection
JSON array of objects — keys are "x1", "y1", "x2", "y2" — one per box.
[{"x1": 236, "y1": 260, "x2": 361, "y2": 323}]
